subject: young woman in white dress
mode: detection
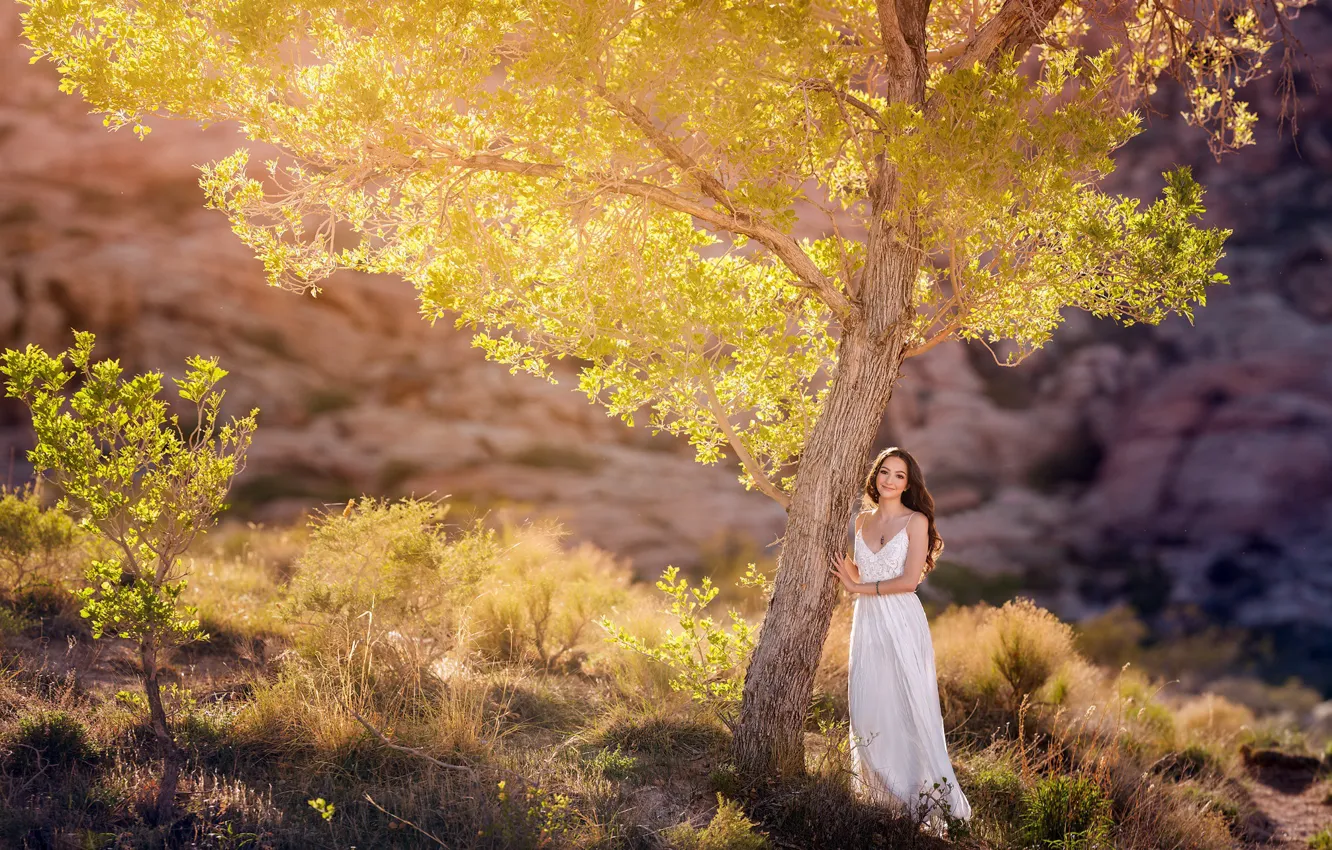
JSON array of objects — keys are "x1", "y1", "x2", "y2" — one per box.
[{"x1": 829, "y1": 447, "x2": 972, "y2": 827}]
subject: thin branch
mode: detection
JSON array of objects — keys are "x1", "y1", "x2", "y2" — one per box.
[
  {"x1": 437, "y1": 152, "x2": 854, "y2": 322},
  {"x1": 363, "y1": 795, "x2": 449, "y2": 848},
  {"x1": 797, "y1": 79, "x2": 892, "y2": 134},
  {"x1": 341, "y1": 699, "x2": 476, "y2": 776},
  {"x1": 596, "y1": 86, "x2": 736, "y2": 212},
  {"x1": 696, "y1": 358, "x2": 792, "y2": 511},
  {"x1": 903, "y1": 323, "x2": 959, "y2": 357}
]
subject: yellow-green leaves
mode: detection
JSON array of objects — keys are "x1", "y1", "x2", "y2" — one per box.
[
  {"x1": 0, "y1": 333, "x2": 257, "y2": 648},
  {"x1": 20, "y1": 0, "x2": 1267, "y2": 498}
]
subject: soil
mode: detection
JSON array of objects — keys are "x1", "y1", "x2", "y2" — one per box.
[{"x1": 1241, "y1": 747, "x2": 1332, "y2": 848}]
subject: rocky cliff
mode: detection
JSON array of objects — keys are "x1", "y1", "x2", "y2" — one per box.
[{"x1": 2, "y1": 5, "x2": 1328, "y2": 687}]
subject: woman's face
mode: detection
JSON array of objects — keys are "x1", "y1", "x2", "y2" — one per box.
[{"x1": 876, "y1": 457, "x2": 909, "y2": 500}]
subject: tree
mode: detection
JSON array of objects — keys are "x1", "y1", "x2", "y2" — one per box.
[
  {"x1": 19, "y1": 0, "x2": 1308, "y2": 778},
  {"x1": 1, "y1": 332, "x2": 257, "y2": 821}
]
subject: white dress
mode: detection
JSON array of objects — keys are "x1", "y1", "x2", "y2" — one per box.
[{"x1": 849, "y1": 517, "x2": 972, "y2": 824}]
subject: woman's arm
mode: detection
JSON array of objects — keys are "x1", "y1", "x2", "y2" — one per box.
[{"x1": 829, "y1": 513, "x2": 928, "y2": 596}]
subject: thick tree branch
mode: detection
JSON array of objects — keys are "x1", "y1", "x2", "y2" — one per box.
[
  {"x1": 949, "y1": 0, "x2": 1068, "y2": 72},
  {"x1": 443, "y1": 153, "x2": 855, "y2": 322},
  {"x1": 797, "y1": 79, "x2": 892, "y2": 134},
  {"x1": 876, "y1": 0, "x2": 931, "y2": 104},
  {"x1": 596, "y1": 86, "x2": 736, "y2": 213}
]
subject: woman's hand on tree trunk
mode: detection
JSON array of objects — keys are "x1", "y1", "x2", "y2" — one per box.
[{"x1": 829, "y1": 553, "x2": 864, "y2": 593}]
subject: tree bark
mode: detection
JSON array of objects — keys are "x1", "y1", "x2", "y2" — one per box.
[
  {"x1": 142, "y1": 636, "x2": 183, "y2": 824},
  {"x1": 730, "y1": 323, "x2": 904, "y2": 778},
  {"x1": 730, "y1": 0, "x2": 929, "y2": 778}
]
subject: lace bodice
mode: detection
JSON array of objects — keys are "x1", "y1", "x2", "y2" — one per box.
[{"x1": 854, "y1": 523, "x2": 910, "y2": 582}]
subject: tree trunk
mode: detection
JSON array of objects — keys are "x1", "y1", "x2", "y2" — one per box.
[
  {"x1": 730, "y1": 0, "x2": 926, "y2": 766},
  {"x1": 141, "y1": 636, "x2": 183, "y2": 824}
]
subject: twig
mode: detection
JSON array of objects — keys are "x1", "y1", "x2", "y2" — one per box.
[
  {"x1": 338, "y1": 697, "x2": 476, "y2": 777},
  {"x1": 363, "y1": 793, "x2": 450, "y2": 848}
]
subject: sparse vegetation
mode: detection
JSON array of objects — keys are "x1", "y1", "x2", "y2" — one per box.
[
  {"x1": 0, "y1": 497, "x2": 1322, "y2": 847},
  {"x1": 0, "y1": 484, "x2": 81, "y2": 595}
]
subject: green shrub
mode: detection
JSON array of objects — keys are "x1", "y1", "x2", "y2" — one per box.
[
  {"x1": 1176, "y1": 784, "x2": 1241, "y2": 829},
  {"x1": 0, "y1": 606, "x2": 32, "y2": 637},
  {"x1": 1159, "y1": 743, "x2": 1223, "y2": 781},
  {"x1": 601, "y1": 567, "x2": 755, "y2": 730},
  {"x1": 967, "y1": 751, "x2": 1025, "y2": 825},
  {"x1": 283, "y1": 497, "x2": 499, "y2": 668},
  {"x1": 1021, "y1": 775, "x2": 1113, "y2": 850},
  {"x1": 1310, "y1": 828, "x2": 1332, "y2": 850},
  {"x1": 588, "y1": 745, "x2": 638, "y2": 780},
  {"x1": 0, "y1": 484, "x2": 80, "y2": 593},
  {"x1": 662, "y1": 794, "x2": 769, "y2": 850},
  {"x1": 9, "y1": 710, "x2": 99, "y2": 773},
  {"x1": 934, "y1": 599, "x2": 1089, "y2": 719},
  {"x1": 468, "y1": 524, "x2": 627, "y2": 670}
]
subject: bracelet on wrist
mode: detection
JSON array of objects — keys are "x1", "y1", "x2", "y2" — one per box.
[{"x1": 875, "y1": 579, "x2": 881, "y2": 595}]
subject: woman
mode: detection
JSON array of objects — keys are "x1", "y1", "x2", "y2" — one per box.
[{"x1": 829, "y1": 447, "x2": 972, "y2": 828}]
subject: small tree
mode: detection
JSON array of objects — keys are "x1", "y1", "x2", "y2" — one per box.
[{"x1": 0, "y1": 332, "x2": 257, "y2": 823}]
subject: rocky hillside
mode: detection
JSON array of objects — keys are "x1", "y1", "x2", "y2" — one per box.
[{"x1": 1, "y1": 5, "x2": 1328, "y2": 687}]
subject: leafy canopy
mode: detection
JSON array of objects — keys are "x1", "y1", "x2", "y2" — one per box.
[
  {"x1": 0, "y1": 332, "x2": 258, "y2": 646},
  {"x1": 20, "y1": 0, "x2": 1300, "y2": 499}
]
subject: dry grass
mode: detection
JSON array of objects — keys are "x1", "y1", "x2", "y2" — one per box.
[{"x1": 0, "y1": 502, "x2": 1321, "y2": 849}]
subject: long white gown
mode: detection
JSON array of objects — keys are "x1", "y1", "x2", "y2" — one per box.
[{"x1": 849, "y1": 517, "x2": 972, "y2": 824}]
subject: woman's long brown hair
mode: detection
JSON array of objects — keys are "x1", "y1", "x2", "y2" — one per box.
[{"x1": 861, "y1": 447, "x2": 944, "y2": 576}]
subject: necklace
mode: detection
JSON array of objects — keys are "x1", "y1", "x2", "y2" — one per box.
[{"x1": 877, "y1": 510, "x2": 912, "y2": 547}]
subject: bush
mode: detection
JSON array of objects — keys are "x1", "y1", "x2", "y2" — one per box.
[
  {"x1": 1021, "y1": 775, "x2": 1113, "y2": 850},
  {"x1": 663, "y1": 794, "x2": 770, "y2": 850},
  {"x1": 1158, "y1": 743, "x2": 1224, "y2": 781},
  {"x1": 468, "y1": 522, "x2": 627, "y2": 670},
  {"x1": 934, "y1": 599, "x2": 1094, "y2": 725},
  {"x1": 0, "y1": 485, "x2": 81, "y2": 594},
  {"x1": 1174, "y1": 693, "x2": 1255, "y2": 749},
  {"x1": 963, "y1": 747, "x2": 1026, "y2": 828},
  {"x1": 8, "y1": 710, "x2": 99, "y2": 774},
  {"x1": 601, "y1": 567, "x2": 756, "y2": 730},
  {"x1": 1310, "y1": 828, "x2": 1332, "y2": 850},
  {"x1": 283, "y1": 497, "x2": 499, "y2": 669}
]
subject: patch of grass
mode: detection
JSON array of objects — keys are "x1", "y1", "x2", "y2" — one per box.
[
  {"x1": 1021, "y1": 774, "x2": 1113, "y2": 849},
  {"x1": 304, "y1": 387, "x2": 357, "y2": 416},
  {"x1": 507, "y1": 443, "x2": 603, "y2": 472},
  {"x1": 468, "y1": 524, "x2": 628, "y2": 671},
  {"x1": 587, "y1": 745, "x2": 638, "y2": 780},
  {"x1": 962, "y1": 747, "x2": 1025, "y2": 833},
  {"x1": 1176, "y1": 783, "x2": 1242, "y2": 830},
  {"x1": 1310, "y1": 827, "x2": 1332, "y2": 850},
  {"x1": 589, "y1": 706, "x2": 728, "y2": 761},
  {"x1": 663, "y1": 793, "x2": 770, "y2": 849},
  {"x1": 8, "y1": 710, "x2": 100, "y2": 774},
  {"x1": 1157, "y1": 743, "x2": 1224, "y2": 782},
  {"x1": 744, "y1": 773, "x2": 928, "y2": 849}
]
